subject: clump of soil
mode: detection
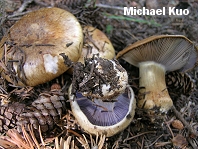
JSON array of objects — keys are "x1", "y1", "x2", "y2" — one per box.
[{"x1": 61, "y1": 54, "x2": 127, "y2": 101}]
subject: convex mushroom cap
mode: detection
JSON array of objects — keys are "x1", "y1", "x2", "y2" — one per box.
[
  {"x1": 0, "y1": 7, "x2": 83, "y2": 86},
  {"x1": 116, "y1": 35, "x2": 197, "y2": 112},
  {"x1": 69, "y1": 57, "x2": 136, "y2": 137},
  {"x1": 78, "y1": 26, "x2": 115, "y2": 63}
]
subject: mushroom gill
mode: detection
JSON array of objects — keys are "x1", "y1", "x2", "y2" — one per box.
[{"x1": 116, "y1": 35, "x2": 197, "y2": 112}]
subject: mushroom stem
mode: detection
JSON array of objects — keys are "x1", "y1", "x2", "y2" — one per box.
[{"x1": 138, "y1": 61, "x2": 173, "y2": 112}]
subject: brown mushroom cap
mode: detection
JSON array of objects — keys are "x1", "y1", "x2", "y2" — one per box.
[
  {"x1": 116, "y1": 35, "x2": 197, "y2": 72},
  {"x1": 78, "y1": 26, "x2": 115, "y2": 63},
  {"x1": 0, "y1": 7, "x2": 83, "y2": 86}
]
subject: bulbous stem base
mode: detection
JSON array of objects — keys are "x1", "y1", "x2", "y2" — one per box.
[{"x1": 138, "y1": 61, "x2": 173, "y2": 112}]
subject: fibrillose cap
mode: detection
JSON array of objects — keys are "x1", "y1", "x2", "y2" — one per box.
[
  {"x1": 78, "y1": 26, "x2": 115, "y2": 63},
  {"x1": 0, "y1": 7, "x2": 83, "y2": 86},
  {"x1": 116, "y1": 35, "x2": 197, "y2": 71},
  {"x1": 83, "y1": 26, "x2": 115, "y2": 59}
]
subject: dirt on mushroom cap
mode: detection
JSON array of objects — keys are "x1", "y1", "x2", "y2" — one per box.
[{"x1": 71, "y1": 55, "x2": 128, "y2": 100}]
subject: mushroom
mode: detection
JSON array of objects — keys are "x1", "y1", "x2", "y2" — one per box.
[
  {"x1": 66, "y1": 26, "x2": 115, "y2": 74},
  {"x1": 68, "y1": 56, "x2": 136, "y2": 137},
  {"x1": 0, "y1": 7, "x2": 83, "y2": 86},
  {"x1": 78, "y1": 26, "x2": 115, "y2": 63},
  {"x1": 116, "y1": 35, "x2": 197, "y2": 112},
  {"x1": 63, "y1": 27, "x2": 135, "y2": 136}
]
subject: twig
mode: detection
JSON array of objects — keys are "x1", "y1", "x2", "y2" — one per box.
[
  {"x1": 33, "y1": 0, "x2": 49, "y2": 7},
  {"x1": 165, "y1": 121, "x2": 174, "y2": 138},
  {"x1": 7, "y1": 11, "x2": 31, "y2": 20},
  {"x1": 79, "y1": 60, "x2": 95, "y2": 87},
  {"x1": 85, "y1": 30, "x2": 101, "y2": 52},
  {"x1": 67, "y1": 129, "x2": 83, "y2": 139},
  {"x1": 95, "y1": 3, "x2": 124, "y2": 11},
  {"x1": 123, "y1": 131, "x2": 156, "y2": 142},
  {"x1": 187, "y1": 137, "x2": 198, "y2": 149},
  {"x1": 141, "y1": 136, "x2": 144, "y2": 149},
  {"x1": 145, "y1": 134, "x2": 164, "y2": 148},
  {"x1": 17, "y1": 0, "x2": 33, "y2": 13},
  {"x1": 0, "y1": 86, "x2": 8, "y2": 94},
  {"x1": 172, "y1": 105, "x2": 198, "y2": 137}
]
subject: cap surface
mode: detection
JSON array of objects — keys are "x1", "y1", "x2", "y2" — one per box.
[
  {"x1": 0, "y1": 7, "x2": 83, "y2": 86},
  {"x1": 78, "y1": 26, "x2": 115, "y2": 63},
  {"x1": 116, "y1": 35, "x2": 197, "y2": 71}
]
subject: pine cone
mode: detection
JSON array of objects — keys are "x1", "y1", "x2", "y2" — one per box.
[
  {"x1": 166, "y1": 71, "x2": 195, "y2": 95},
  {"x1": 0, "y1": 93, "x2": 66, "y2": 134},
  {"x1": 0, "y1": 102, "x2": 25, "y2": 132}
]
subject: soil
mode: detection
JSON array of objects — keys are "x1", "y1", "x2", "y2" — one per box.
[{"x1": 0, "y1": 0, "x2": 198, "y2": 149}]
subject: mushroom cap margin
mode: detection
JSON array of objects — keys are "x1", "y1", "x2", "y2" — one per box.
[{"x1": 69, "y1": 85, "x2": 136, "y2": 137}]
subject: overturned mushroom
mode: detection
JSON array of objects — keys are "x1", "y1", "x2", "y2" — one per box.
[
  {"x1": 116, "y1": 35, "x2": 197, "y2": 112},
  {"x1": 0, "y1": 7, "x2": 83, "y2": 86},
  {"x1": 68, "y1": 56, "x2": 136, "y2": 137}
]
